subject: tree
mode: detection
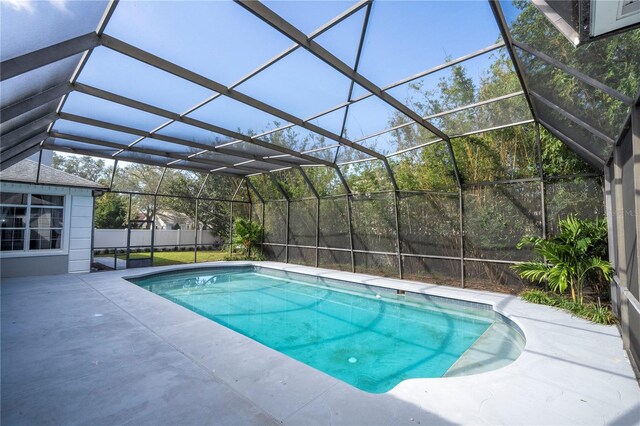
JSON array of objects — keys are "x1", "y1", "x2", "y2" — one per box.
[
  {"x1": 52, "y1": 154, "x2": 112, "y2": 184},
  {"x1": 114, "y1": 163, "x2": 165, "y2": 228},
  {"x1": 161, "y1": 172, "x2": 233, "y2": 241},
  {"x1": 508, "y1": 0, "x2": 639, "y2": 141},
  {"x1": 94, "y1": 192, "x2": 127, "y2": 229}
]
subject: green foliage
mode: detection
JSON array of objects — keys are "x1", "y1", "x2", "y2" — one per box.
[
  {"x1": 232, "y1": 217, "x2": 263, "y2": 257},
  {"x1": 513, "y1": 215, "x2": 612, "y2": 304},
  {"x1": 94, "y1": 192, "x2": 127, "y2": 229},
  {"x1": 521, "y1": 289, "x2": 553, "y2": 305},
  {"x1": 521, "y1": 289, "x2": 617, "y2": 325},
  {"x1": 160, "y1": 172, "x2": 231, "y2": 240},
  {"x1": 540, "y1": 128, "x2": 595, "y2": 176},
  {"x1": 510, "y1": 0, "x2": 639, "y2": 143},
  {"x1": 223, "y1": 252, "x2": 265, "y2": 262},
  {"x1": 102, "y1": 250, "x2": 231, "y2": 266},
  {"x1": 52, "y1": 153, "x2": 112, "y2": 185}
]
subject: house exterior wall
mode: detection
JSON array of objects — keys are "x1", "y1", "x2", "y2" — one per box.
[
  {"x1": 1, "y1": 255, "x2": 69, "y2": 277},
  {"x1": 68, "y1": 194, "x2": 93, "y2": 273},
  {"x1": 0, "y1": 182, "x2": 94, "y2": 278}
]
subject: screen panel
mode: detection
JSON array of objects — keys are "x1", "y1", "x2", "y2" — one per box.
[
  {"x1": 288, "y1": 199, "x2": 317, "y2": 247},
  {"x1": 318, "y1": 248, "x2": 351, "y2": 272},
  {"x1": 463, "y1": 182, "x2": 542, "y2": 262},
  {"x1": 319, "y1": 196, "x2": 351, "y2": 249},
  {"x1": 402, "y1": 256, "x2": 461, "y2": 288},
  {"x1": 350, "y1": 192, "x2": 397, "y2": 253},
  {"x1": 398, "y1": 192, "x2": 460, "y2": 257}
]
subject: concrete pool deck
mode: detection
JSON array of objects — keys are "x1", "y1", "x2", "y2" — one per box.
[{"x1": 2, "y1": 261, "x2": 639, "y2": 425}]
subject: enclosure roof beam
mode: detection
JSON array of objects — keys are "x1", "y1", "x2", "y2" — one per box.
[
  {"x1": 234, "y1": 1, "x2": 461, "y2": 189},
  {"x1": 97, "y1": 0, "x2": 119, "y2": 36},
  {"x1": 58, "y1": 112, "x2": 313, "y2": 170},
  {"x1": 231, "y1": 178, "x2": 245, "y2": 202},
  {"x1": 296, "y1": 167, "x2": 320, "y2": 199},
  {"x1": 1, "y1": 112, "x2": 57, "y2": 152},
  {"x1": 0, "y1": 132, "x2": 48, "y2": 171},
  {"x1": 292, "y1": 90, "x2": 526, "y2": 161},
  {"x1": 44, "y1": 143, "x2": 243, "y2": 178},
  {"x1": 155, "y1": 168, "x2": 167, "y2": 195},
  {"x1": 51, "y1": 0, "x2": 121, "y2": 138},
  {"x1": 226, "y1": 42, "x2": 510, "y2": 152},
  {"x1": 0, "y1": 143, "x2": 42, "y2": 172},
  {"x1": 49, "y1": 131, "x2": 273, "y2": 174},
  {"x1": 195, "y1": 174, "x2": 209, "y2": 198},
  {"x1": 1, "y1": 33, "x2": 100, "y2": 82},
  {"x1": 351, "y1": 91, "x2": 526, "y2": 146},
  {"x1": 389, "y1": 41, "x2": 506, "y2": 89},
  {"x1": 333, "y1": 166, "x2": 352, "y2": 195},
  {"x1": 91, "y1": 1, "x2": 368, "y2": 169},
  {"x1": 1, "y1": 83, "x2": 72, "y2": 124},
  {"x1": 336, "y1": 0, "x2": 372, "y2": 164},
  {"x1": 245, "y1": 177, "x2": 265, "y2": 204},
  {"x1": 267, "y1": 173, "x2": 290, "y2": 201},
  {"x1": 488, "y1": 0, "x2": 538, "y2": 121},
  {"x1": 235, "y1": 0, "x2": 451, "y2": 143},
  {"x1": 530, "y1": 91, "x2": 615, "y2": 144},
  {"x1": 72, "y1": 83, "x2": 337, "y2": 169},
  {"x1": 537, "y1": 119, "x2": 605, "y2": 169},
  {"x1": 99, "y1": 34, "x2": 388, "y2": 164},
  {"x1": 512, "y1": 40, "x2": 634, "y2": 105}
]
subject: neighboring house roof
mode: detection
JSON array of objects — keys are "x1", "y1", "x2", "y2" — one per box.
[
  {"x1": 0, "y1": 159, "x2": 106, "y2": 189},
  {"x1": 154, "y1": 211, "x2": 195, "y2": 229}
]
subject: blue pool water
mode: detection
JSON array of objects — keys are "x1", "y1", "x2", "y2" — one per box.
[{"x1": 131, "y1": 266, "x2": 500, "y2": 393}]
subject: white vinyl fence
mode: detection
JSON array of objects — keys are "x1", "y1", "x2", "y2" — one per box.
[{"x1": 94, "y1": 229, "x2": 221, "y2": 249}]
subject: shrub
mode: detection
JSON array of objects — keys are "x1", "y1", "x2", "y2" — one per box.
[
  {"x1": 520, "y1": 289, "x2": 617, "y2": 325},
  {"x1": 232, "y1": 218, "x2": 264, "y2": 257},
  {"x1": 512, "y1": 215, "x2": 612, "y2": 304}
]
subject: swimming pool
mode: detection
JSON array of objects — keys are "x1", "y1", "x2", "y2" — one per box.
[{"x1": 130, "y1": 266, "x2": 524, "y2": 393}]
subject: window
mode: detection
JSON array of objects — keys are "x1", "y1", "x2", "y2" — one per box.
[{"x1": 1, "y1": 192, "x2": 65, "y2": 252}]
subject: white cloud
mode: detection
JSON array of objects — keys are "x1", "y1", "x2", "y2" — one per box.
[
  {"x1": 0, "y1": 0, "x2": 69, "y2": 14},
  {"x1": 48, "y1": 0, "x2": 68, "y2": 13},
  {"x1": 1, "y1": 0, "x2": 36, "y2": 14}
]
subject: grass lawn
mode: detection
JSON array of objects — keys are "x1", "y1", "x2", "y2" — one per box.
[{"x1": 96, "y1": 250, "x2": 245, "y2": 267}]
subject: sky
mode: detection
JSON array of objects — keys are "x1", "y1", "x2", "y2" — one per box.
[{"x1": 2, "y1": 0, "x2": 521, "y2": 165}]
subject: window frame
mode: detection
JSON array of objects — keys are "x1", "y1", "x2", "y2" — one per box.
[{"x1": 0, "y1": 189, "x2": 71, "y2": 257}]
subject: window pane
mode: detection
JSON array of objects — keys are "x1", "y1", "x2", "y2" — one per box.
[
  {"x1": 1, "y1": 229, "x2": 24, "y2": 251},
  {"x1": 30, "y1": 208, "x2": 64, "y2": 228},
  {"x1": 30, "y1": 229, "x2": 62, "y2": 250},
  {"x1": 1, "y1": 207, "x2": 27, "y2": 228},
  {"x1": 0, "y1": 193, "x2": 27, "y2": 205},
  {"x1": 31, "y1": 195, "x2": 64, "y2": 206},
  {"x1": 30, "y1": 229, "x2": 48, "y2": 250}
]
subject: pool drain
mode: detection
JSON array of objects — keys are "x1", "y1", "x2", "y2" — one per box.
[{"x1": 348, "y1": 357, "x2": 357, "y2": 363}]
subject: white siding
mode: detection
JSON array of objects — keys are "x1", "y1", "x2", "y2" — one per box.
[
  {"x1": 68, "y1": 194, "x2": 93, "y2": 273},
  {"x1": 0, "y1": 182, "x2": 95, "y2": 277}
]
